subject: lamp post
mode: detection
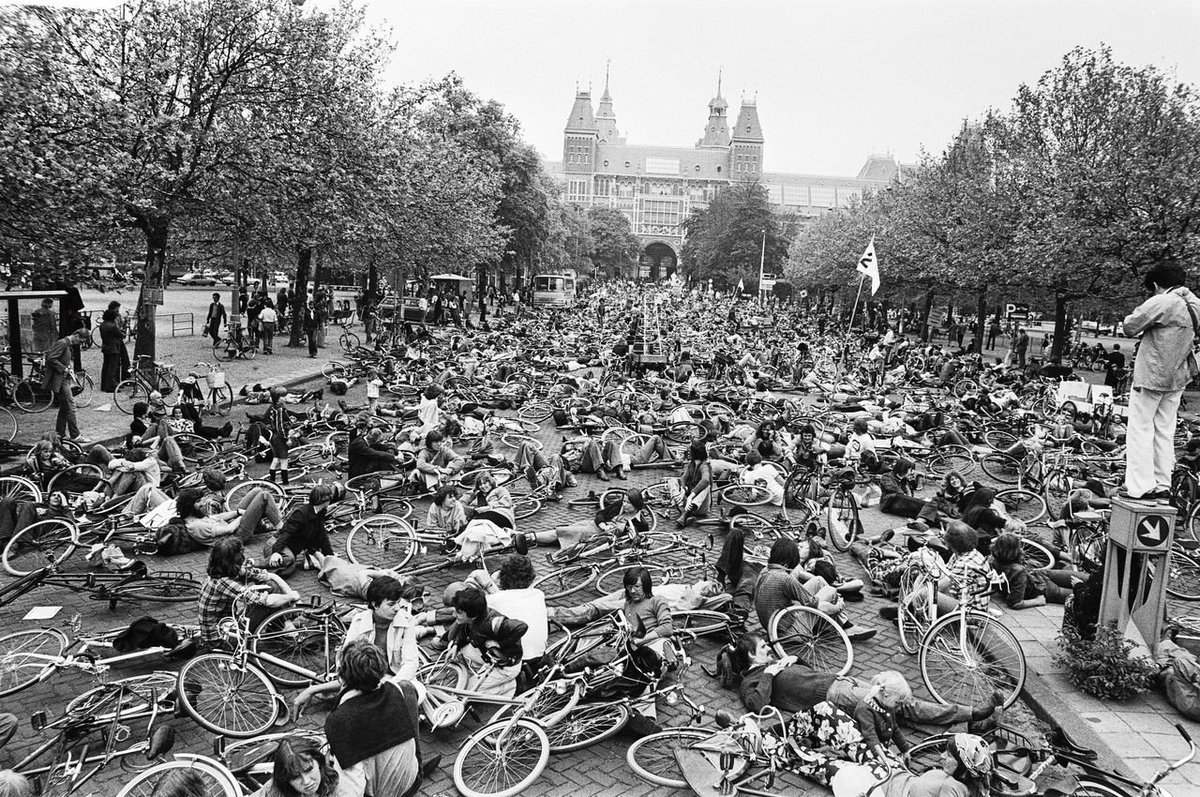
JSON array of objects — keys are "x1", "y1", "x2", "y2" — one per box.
[{"x1": 757, "y1": 228, "x2": 766, "y2": 306}]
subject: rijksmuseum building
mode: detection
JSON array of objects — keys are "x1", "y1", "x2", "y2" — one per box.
[{"x1": 545, "y1": 73, "x2": 907, "y2": 281}]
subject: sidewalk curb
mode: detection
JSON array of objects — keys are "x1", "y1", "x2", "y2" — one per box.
[{"x1": 1018, "y1": 668, "x2": 1129, "y2": 776}]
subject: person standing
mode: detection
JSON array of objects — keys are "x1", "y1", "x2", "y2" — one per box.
[
  {"x1": 98, "y1": 309, "x2": 125, "y2": 392},
  {"x1": 303, "y1": 302, "x2": 319, "y2": 358},
  {"x1": 258, "y1": 299, "x2": 277, "y2": 355},
  {"x1": 107, "y1": 300, "x2": 130, "y2": 380},
  {"x1": 205, "y1": 293, "x2": 226, "y2": 345},
  {"x1": 246, "y1": 292, "x2": 261, "y2": 348},
  {"x1": 30, "y1": 298, "x2": 58, "y2": 353},
  {"x1": 986, "y1": 317, "x2": 1000, "y2": 350},
  {"x1": 1014, "y1": 328, "x2": 1029, "y2": 368},
  {"x1": 276, "y1": 287, "x2": 289, "y2": 320},
  {"x1": 43, "y1": 329, "x2": 90, "y2": 443},
  {"x1": 1120, "y1": 263, "x2": 1200, "y2": 500}
]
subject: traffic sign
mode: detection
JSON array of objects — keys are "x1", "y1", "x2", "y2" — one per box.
[
  {"x1": 1136, "y1": 515, "x2": 1170, "y2": 548},
  {"x1": 143, "y1": 288, "x2": 164, "y2": 306}
]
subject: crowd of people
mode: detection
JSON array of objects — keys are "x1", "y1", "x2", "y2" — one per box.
[{"x1": 0, "y1": 261, "x2": 1193, "y2": 797}]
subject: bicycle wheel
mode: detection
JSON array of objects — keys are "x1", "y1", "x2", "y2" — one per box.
[
  {"x1": 979, "y1": 452, "x2": 1022, "y2": 485},
  {"x1": 13, "y1": 378, "x2": 53, "y2": 412},
  {"x1": 1044, "y1": 473, "x2": 1073, "y2": 520},
  {"x1": 73, "y1": 372, "x2": 95, "y2": 408},
  {"x1": 530, "y1": 564, "x2": 596, "y2": 600},
  {"x1": 673, "y1": 609, "x2": 732, "y2": 639},
  {"x1": 768, "y1": 605, "x2": 853, "y2": 676},
  {"x1": 626, "y1": 728, "x2": 710, "y2": 788},
  {"x1": 920, "y1": 612, "x2": 1026, "y2": 709},
  {"x1": 115, "y1": 756, "x2": 242, "y2": 797},
  {"x1": 0, "y1": 628, "x2": 67, "y2": 697},
  {"x1": 823, "y1": 488, "x2": 861, "y2": 552},
  {"x1": 0, "y1": 406, "x2": 17, "y2": 442},
  {"x1": 223, "y1": 479, "x2": 285, "y2": 511},
  {"x1": 344, "y1": 515, "x2": 418, "y2": 571},
  {"x1": 898, "y1": 566, "x2": 936, "y2": 655},
  {"x1": 114, "y1": 379, "x2": 149, "y2": 414},
  {"x1": 1070, "y1": 779, "x2": 1134, "y2": 797},
  {"x1": 250, "y1": 606, "x2": 346, "y2": 689},
  {"x1": 213, "y1": 337, "x2": 238, "y2": 362},
  {"x1": 517, "y1": 401, "x2": 553, "y2": 423},
  {"x1": 46, "y1": 463, "x2": 104, "y2": 495},
  {"x1": 927, "y1": 445, "x2": 975, "y2": 477},
  {"x1": 512, "y1": 495, "x2": 542, "y2": 520},
  {"x1": 0, "y1": 476, "x2": 40, "y2": 504},
  {"x1": 453, "y1": 718, "x2": 550, "y2": 797},
  {"x1": 1019, "y1": 537, "x2": 1056, "y2": 571},
  {"x1": 175, "y1": 433, "x2": 219, "y2": 461},
  {"x1": 719, "y1": 483, "x2": 774, "y2": 508},
  {"x1": 595, "y1": 563, "x2": 673, "y2": 596},
  {"x1": 1167, "y1": 549, "x2": 1200, "y2": 601},
  {"x1": 982, "y1": 429, "x2": 1018, "y2": 450},
  {"x1": 3, "y1": 517, "x2": 78, "y2": 576},
  {"x1": 547, "y1": 701, "x2": 630, "y2": 753},
  {"x1": 208, "y1": 385, "x2": 234, "y2": 416},
  {"x1": 995, "y1": 488, "x2": 1047, "y2": 524},
  {"x1": 176, "y1": 653, "x2": 280, "y2": 738},
  {"x1": 114, "y1": 574, "x2": 202, "y2": 603},
  {"x1": 781, "y1": 469, "x2": 817, "y2": 523},
  {"x1": 339, "y1": 331, "x2": 360, "y2": 352}
]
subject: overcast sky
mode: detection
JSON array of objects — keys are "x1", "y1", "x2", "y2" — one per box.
[{"x1": 347, "y1": 0, "x2": 1199, "y2": 176}]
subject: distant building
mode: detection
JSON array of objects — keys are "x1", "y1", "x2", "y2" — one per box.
[{"x1": 545, "y1": 71, "x2": 908, "y2": 280}]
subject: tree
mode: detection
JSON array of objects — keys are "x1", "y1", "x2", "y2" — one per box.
[
  {"x1": 586, "y1": 206, "x2": 639, "y2": 278},
  {"x1": 681, "y1": 181, "x2": 793, "y2": 291}
]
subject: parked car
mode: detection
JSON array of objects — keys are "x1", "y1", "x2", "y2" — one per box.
[
  {"x1": 214, "y1": 271, "x2": 236, "y2": 286},
  {"x1": 178, "y1": 272, "x2": 217, "y2": 287}
]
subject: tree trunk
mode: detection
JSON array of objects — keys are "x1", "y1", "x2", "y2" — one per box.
[
  {"x1": 974, "y1": 287, "x2": 988, "y2": 355},
  {"x1": 133, "y1": 216, "x2": 169, "y2": 374},
  {"x1": 1051, "y1": 292, "x2": 1068, "y2": 361},
  {"x1": 288, "y1": 247, "x2": 311, "y2": 347},
  {"x1": 921, "y1": 289, "x2": 935, "y2": 342}
]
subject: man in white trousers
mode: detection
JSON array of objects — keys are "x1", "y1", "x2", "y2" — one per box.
[{"x1": 1121, "y1": 262, "x2": 1200, "y2": 500}]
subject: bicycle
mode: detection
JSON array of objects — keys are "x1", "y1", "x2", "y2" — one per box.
[
  {"x1": 0, "y1": 613, "x2": 194, "y2": 699},
  {"x1": 0, "y1": 557, "x2": 197, "y2": 617},
  {"x1": 213, "y1": 324, "x2": 258, "y2": 361},
  {"x1": 114, "y1": 355, "x2": 181, "y2": 413},
  {"x1": 13, "y1": 357, "x2": 95, "y2": 413},
  {"x1": 14, "y1": 672, "x2": 178, "y2": 796},
  {"x1": 1, "y1": 515, "x2": 169, "y2": 577},
  {"x1": 186, "y1": 362, "x2": 234, "y2": 417}
]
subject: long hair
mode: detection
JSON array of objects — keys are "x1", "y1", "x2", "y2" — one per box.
[{"x1": 270, "y1": 736, "x2": 339, "y2": 797}]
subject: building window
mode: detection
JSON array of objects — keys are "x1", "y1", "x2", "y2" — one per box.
[
  {"x1": 603, "y1": 160, "x2": 609, "y2": 167},
  {"x1": 717, "y1": 166, "x2": 721, "y2": 173},
  {"x1": 567, "y1": 179, "x2": 588, "y2": 202},
  {"x1": 624, "y1": 161, "x2": 631, "y2": 168},
  {"x1": 695, "y1": 164, "x2": 701, "y2": 172}
]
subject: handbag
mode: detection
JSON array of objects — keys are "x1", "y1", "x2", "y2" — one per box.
[{"x1": 1177, "y1": 291, "x2": 1200, "y2": 381}]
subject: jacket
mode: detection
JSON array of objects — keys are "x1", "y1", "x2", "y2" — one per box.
[
  {"x1": 272, "y1": 505, "x2": 333, "y2": 556},
  {"x1": 99, "y1": 321, "x2": 125, "y2": 355},
  {"x1": 1123, "y1": 286, "x2": 1200, "y2": 391},
  {"x1": 348, "y1": 437, "x2": 399, "y2": 478},
  {"x1": 453, "y1": 609, "x2": 528, "y2": 666},
  {"x1": 41, "y1": 337, "x2": 73, "y2": 392},
  {"x1": 344, "y1": 607, "x2": 420, "y2": 682}
]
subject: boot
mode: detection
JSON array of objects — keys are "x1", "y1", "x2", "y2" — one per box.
[
  {"x1": 281, "y1": 470, "x2": 290, "y2": 486},
  {"x1": 596, "y1": 467, "x2": 610, "y2": 482}
]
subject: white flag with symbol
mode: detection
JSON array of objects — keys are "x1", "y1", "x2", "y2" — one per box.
[{"x1": 856, "y1": 235, "x2": 881, "y2": 295}]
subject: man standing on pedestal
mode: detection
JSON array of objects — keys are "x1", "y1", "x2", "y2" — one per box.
[{"x1": 1120, "y1": 262, "x2": 1200, "y2": 501}]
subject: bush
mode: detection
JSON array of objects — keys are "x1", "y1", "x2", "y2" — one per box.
[{"x1": 1055, "y1": 623, "x2": 1158, "y2": 701}]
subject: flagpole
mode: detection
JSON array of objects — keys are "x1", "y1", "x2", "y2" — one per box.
[
  {"x1": 757, "y1": 229, "x2": 766, "y2": 306},
  {"x1": 847, "y1": 272, "x2": 866, "y2": 332}
]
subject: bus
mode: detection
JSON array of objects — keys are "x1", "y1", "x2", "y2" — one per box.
[{"x1": 532, "y1": 274, "x2": 576, "y2": 308}]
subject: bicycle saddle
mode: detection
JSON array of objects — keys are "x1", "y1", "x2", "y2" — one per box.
[{"x1": 1050, "y1": 725, "x2": 1097, "y2": 760}]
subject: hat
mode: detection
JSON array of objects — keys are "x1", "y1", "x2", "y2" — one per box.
[{"x1": 951, "y1": 733, "x2": 994, "y2": 778}]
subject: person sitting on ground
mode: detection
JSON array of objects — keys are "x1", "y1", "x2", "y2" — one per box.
[
  {"x1": 197, "y1": 537, "x2": 299, "y2": 647},
  {"x1": 878, "y1": 459, "x2": 939, "y2": 524},
  {"x1": 424, "y1": 486, "x2": 467, "y2": 543},
  {"x1": 174, "y1": 485, "x2": 282, "y2": 547},
  {"x1": 989, "y1": 531, "x2": 1087, "y2": 609},
  {"x1": 738, "y1": 449, "x2": 786, "y2": 506},
  {"x1": 514, "y1": 487, "x2": 649, "y2": 561},
  {"x1": 844, "y1": 416, "x2": 877, "y2": 470},
  {"x1": 324, "y1": 639, "x2": 436, "y2": 797},
  {"x1": 448, "y1": 586, "x2": 528, "y2": 697},
  {"x1": 348, "y1": 427, "x2": 401, "y2": 479},
  {"x1": 449, "y1": 471, "x2": 515, "y2": 562},
  {"x1": 676, "y1": 440, "x2": 713, "y2": 528},
  {"x1": 100, "y1": 447, "x2": 161, "y2": 500},
  {"x1": 414, "y1": 430, "x2": 464, "y2": 491},
  {"x1": 880, "y1": 521, "x2": 992, "y2": 623},
  {"x1": 246, "y1": 734, "x2": 339, "y2": 797},
  {"x1": 466, "y1": 554, "x2": 548, "y2": 676},
  {"x1": 264, "y1": 484, "x2": 337, "y2": 576},
  {"x1": 124, "y1": 400, "x2": 187, "y2": 474},
  {"x1": 795, "y1": 535, "x2": 863, "y2": 598},
  {"x1": 753, "y1": 538, "x2": 875, "y2": 642},
  {"x1": 294, "y1": 576, "x2": 425, "y2": 714}
]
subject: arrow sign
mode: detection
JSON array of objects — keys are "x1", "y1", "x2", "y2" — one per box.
[{"x1": 1136, "y1": 515, "x2": 1170, "y2": 548}]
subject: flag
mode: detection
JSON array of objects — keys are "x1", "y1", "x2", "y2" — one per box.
[
  {"x1": 736, "y1": 278, "x2": 745, "y2": 293},
  {"x1": 856, "y1": 235, "x2": 880, "y2": 295}
]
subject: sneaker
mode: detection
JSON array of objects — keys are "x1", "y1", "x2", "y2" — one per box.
[{"x1": 69, "y1": 435, "x2": 94, "y2": 445}]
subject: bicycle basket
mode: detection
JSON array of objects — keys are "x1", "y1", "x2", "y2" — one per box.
[{"x1": 206, "y1": 371, "x2": 226, "y2": 390}]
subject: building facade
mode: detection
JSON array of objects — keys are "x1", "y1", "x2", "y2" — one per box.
[{"x1": 546, "y1": 74, "x2": 906, "y2": 280}]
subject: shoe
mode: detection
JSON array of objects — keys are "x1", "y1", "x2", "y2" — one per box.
[
  {"x1": 615, "y1": 468, "x2": 628, "y2": 480},
  {"x1": 420, "y1": 753, "x2": 442, "y2": 779},
  {"x1": 596, "y1": 468, "x2": 610, "y2": 482},
  {"x1": 513, "y1": 533, "x2": 529, "y2": 556},
  {"x1": 218, "y1": 422, "x2": 233, "y2": 438},
  {"x1": 338, "y1": 399, "x2": 349, "y2": 412},
  {"x1": 69, "y1": 435, "x2": 94, "y2": 445},
  {"x1": 877, "y1": 606, "x2": 899, "y2": 621},
  {"x1": 843, "y1": 623, "x2": 877, "y2": 643}
]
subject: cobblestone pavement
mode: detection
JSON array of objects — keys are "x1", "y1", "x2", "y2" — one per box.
[{"x1": 0, "y1": 363, "x2": 1190, "y2": 796}]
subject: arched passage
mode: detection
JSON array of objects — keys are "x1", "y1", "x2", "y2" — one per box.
[{"x1": 640, "y1": 242, "x2": 677, "y2": 281}]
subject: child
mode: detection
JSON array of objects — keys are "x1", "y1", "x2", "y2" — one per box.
[
  {"x1": 366, "y1": 368, "x2": 382, "y2": 412},
  {"x1": 267, "y1": 386, "x2": 290, "y2": 485}
]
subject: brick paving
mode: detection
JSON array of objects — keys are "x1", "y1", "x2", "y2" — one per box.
[{"x1": 0, "y1": 354, "x2": 1193, "y2": 796}]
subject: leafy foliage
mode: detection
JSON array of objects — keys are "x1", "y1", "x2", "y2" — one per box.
[
  {"x1": 681, "y1": 182, "x2": 795, "y2": 291},
  {"x1": 1055, "y1": 623, "x2": 1158, "y2": 701}
]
